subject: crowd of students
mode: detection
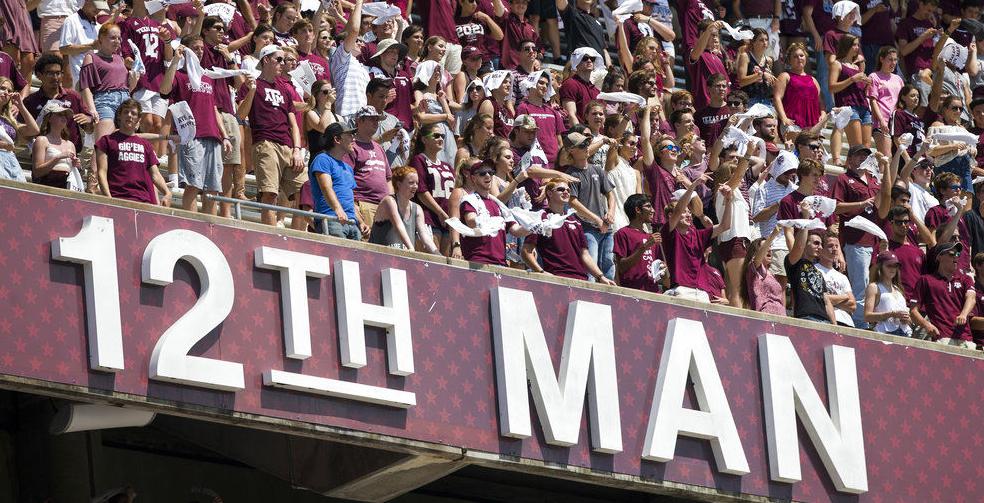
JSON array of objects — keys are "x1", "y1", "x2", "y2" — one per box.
[{"x1": 5, "y1": 0, "x2": 984, "y2": 348}]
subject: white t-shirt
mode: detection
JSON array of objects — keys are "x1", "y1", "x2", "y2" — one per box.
[
  {"x1": 816, "y1": 263, "x2": 855, "y2": 327},
  {"x1": 59, "y1": 13, "x2": 98, "y2": 87},
  {"x1": 715, "y1": 188, "x2": 752, "y2": 242},
  {"x1": 908, "y1": 182, "x2": 939, "y2": 223},
  {"x1": 39, "y1": 0, "x2": 82, "y2": 17}
]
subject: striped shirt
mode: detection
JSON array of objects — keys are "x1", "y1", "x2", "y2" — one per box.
[{"x1": 330, "y1": 45, "x2": 369, "y2": 118}]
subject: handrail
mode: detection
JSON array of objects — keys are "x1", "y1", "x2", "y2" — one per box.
[{"x1": 205, "y1": 194, "x2": 339, "y2": 223}]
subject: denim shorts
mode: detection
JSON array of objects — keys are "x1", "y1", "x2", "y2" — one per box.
[
  {"x1": 93, "y1": 89, "x2": 131, "y2": 121},
  {"x1": 848, "y1": 105, "x2": 873, "y2": 126}
]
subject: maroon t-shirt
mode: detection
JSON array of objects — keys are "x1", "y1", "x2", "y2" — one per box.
[
  {"x1": 461, "y1": 195, "x2": 513, "y2": 266},
  {"x1": 642, "y1": 163, "x2": 678, "y2": 227},
  {"x1": 778, "y1": 190, "x2": 836, "y2": 226},
  {"x1": 680, "y1": 0, "x2": 715, "y2": 56},
  {"x1": 0, "y1": 52, "x2": 27, "y2": 90},
  {"x1": 476, "y1": 0, "x2": 501, "y2": 57},
  {"x1": 95, "y1": 131, "x2": 160, "y2": 204},
  {"x1": 481, "y1": 97, "x2": 514, "y2": 139},
  {"x1": 896, "y1": 16, "x2": 937, "y2": 75},
  {"x1": 298, "y1": 50, "x2": 330, "y2": 82},
  {"x1": 697, "y1": 263, "x2": 726, "y2": 299},
  {"x1": 345, "y1": 140, "x2": 392, "y2": 204},
  {"x1": 915, "y1": 272, "x2": 975, "y2": 341},
  {"x1": 454, "y1": 13, "x2": 491, "y2": 58},
  {"x1": 201, "y1": 43, "x2": 235, "y2": 115},
  {"x1": 821, "y1": 28, "x2": 849, "y2": 56},
  {"x1": 410, "y1": 153, "x2": 455, "y2": 227},
  {"x1": 244, "y1": 77, "x2": 296, "y2": 146},
  {"x1": 924, "y1": 205, "x2": 972, "y2": 274},
  {"x1": 558, "y1": 75, "x2": 599, "y2": 124},
  {"x1": 119, "y1": 16, "x2": 168, "y2": 92},
  {"x1": 833, "y1": 170, "x2": 880, "y2": 247},
  {"x1": 420, "y1": 0, "x2": 460, "y2": 43},
  {"x1": 369, "y1": 66, "x2": 414, "y2": 127},
  {"x1": 24, "y1": 89, "x2": 87, "y2": 152},
  {"x1": 79, "y1": 53, "x2": 128, "y2": 93},
  {"x1": 804, "y1": 0, "x2": 835, "y2": 38},
  {"x1": 665, "y1": 225, "x2": 713, "y2": 289},
  {"x1": 500, "y1": 13, "x2": 538, "y2": 71},
  {"x1": 515, "y1": 101, "x2": 566, "y2": 168},
  {"x1": 526, "y1": 213, "x2": 589, "y2": 279},
  {"x1": 694, "y1": 105, "x2": 732, "y2": 146},
  {"x1": 690, "y1": 52, "x2": 729, "y2": 112},
  {"x1": 168, "y1": 72, "x2": 223, "y2": 141},
  {"x1": 613, "y1": 226, "x2": 663, "y2": 292},
  {"x1": 860, "y1": 0, "x2": 896, "y2": 45}
]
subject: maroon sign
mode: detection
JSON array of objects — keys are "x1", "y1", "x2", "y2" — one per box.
[{"x1": 0, "y1": 185, "x2": 982, "y2": 502}]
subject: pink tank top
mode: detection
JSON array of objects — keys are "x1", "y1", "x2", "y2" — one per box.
[{"x1": 782, "y1": 73, "x2": 821, "y2": 129}]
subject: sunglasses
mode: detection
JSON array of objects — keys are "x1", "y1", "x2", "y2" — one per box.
[
  {"x1": 553, "y1": 187, "x2": 570, "y2": 193},
  {"x1": 473, "y1": 169, "x2": 494, "y2": 176},
  {"x1": 944, "y1": 251, "x2": 961, "y2": 258},
  {"x1": 660, "y1": 144, "x2": 681, "y2": 153},
  {"x1": 319, "y1": 89, "x2": 331, "y2": 95},
  {"x1": 211, "y1": 25, "x2": 226, "y2": 32},
  {"x1": 646, "y1": 80, "x2": 657, "y2": 86},
  {"x1": 807, "y1": 143, "x2": 822, "y2": 150},
  {"x1": 522, "y1": 46, "x2": 537, "y2": 52},
  {"x1": 949, "y1": 185, "x2": 962, "y2": 190},
  {"x1": 622, "y1": 141, "x2": 638, "y2": 147},
  {"x1": 424, "y1": 133, "x2": 443, "y2": 139},
  {"x1": 948, "y1": 105, "x2": 963, "y2": 111},
  {"x1": 273, "y1": 56, "x2": 285, "y2": 63}
]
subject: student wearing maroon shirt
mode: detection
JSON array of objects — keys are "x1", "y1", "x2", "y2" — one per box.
[
  {"x1": 292, "y1": 19, "x2": 330, "y2": 82},
  {"x1": 688, "y1": 19, "x2": 731, "y2": 112},
  {"x1": 614, "y1": 194, "x2": 665, "y2": 293},
  {"x1": 95, "y1": 99, "x2": 171, "y2": 206},
  {"x1": 834, "y1": 145, "x2": 882, "y2": 326},
  {"x1": 345, "y1": 106, "x2": 393, "y2": 238},
  {"x1": 693, "y1": 74, "x2": 731, "y2": 147},
  {"x1": 459, "y1": 161, "x2": 532, "y2": 266},
  {"x1": 559, "y1": 48, "x2": 601, "y2": 125},
  {"x1": 778, "y1": 159, "x2": 837, "y2": 250},
  {"x1": 410, "y1": 123, "x2": 455, "y2": 254},
  {"x1": 896, "y1": 0, "x2": 940, "y2": 81},
  {"x1": 516, "y1": 70, "x2": 565, "y2": 169},
  {"x1": 663, "y1": 178, "x2": 734, "y2": 303},
  {"x1": 161, "y1": 35, "x2": 232, "y2": 215},
  {"x1": 236, "y1": 44, "x2": 306, "y2": 226},
  {"x1": 924, "y1": 172, "x2": 973, "y2": 274},
  {"x1": 522, "y1": 178, "x2": 615, "y2": 284},
  {"x1": 911, "y1": 241, "x2": 977, "y2": 347},
  {"x1": 876, "y1": 206, "x2": 928, "y2": 305},
  {"x1": 499, "y1": 0, "x2": 539, "y2": 71}
]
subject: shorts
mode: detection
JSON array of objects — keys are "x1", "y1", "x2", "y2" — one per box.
[
  {"x1": 768, "y1": 248, "x2": 789, "y2": 278},
  {"x1": 252, "y1": 140, "x2": 307, "y2": 197},
  {"x1": 355, "y1": 200, "x2": 379, "y2": 234},
  {"x1": 323, "y1": 220, "x2": 362, "y2": 240},
  {"x1": 220, "y1": 112, "x2": 242, "y2": 165},
  {"x1": 178, "y1": 138, "x2": 223, "y2": 192},
  {"x1": 716, "y1": 237, "x2": 749, "y2": 261},
  {"x1": 528, "y1": 0, "x2": 558, "y2": 19},
  {"x1": 847, "y1": 105, "x2": 872, "y2": 126},
  {"x1": 93, "y1": 90, "x2": 130, "y2": 121},
  {"x1": 39, "y1": 16, "x2": 67, "y2": 52},
  {"x1": 133, "y1": 88, "x2": 168, "y2": 118},
  {"x1": 298, "y1": 180, "x2": 314, "y2": 210}
]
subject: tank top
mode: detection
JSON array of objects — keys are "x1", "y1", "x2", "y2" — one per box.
[
  {"x1": 369, "y1": 196, "x2": 418, "y2": 249},
  {"x1": 834, "y1": 63, "x2": 869, "y2": 109},
  {"x1": 745, "y1": 52, "x2": 772, "y2": 101},
  {"x1": 481, "y1": 97, "x2": 514, "y2": 138},
  {"x1": 873, "y1": 283, "x2": 912, "y2": 335},
  {"x1": 782, "y1": 73, "x2": 821, "y2": 129}
]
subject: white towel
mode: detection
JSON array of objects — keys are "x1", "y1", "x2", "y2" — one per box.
[
  {"x1": 777, "y1": 218, "x2": 827, "y2": 230},
  {"x1": 289, "y1": 60, "x2": 317, "y2": 96},
  {"x1": 831, "y1": 106, "x2": 854, "y2": 130},
  {"x1": 802, "y1": 195, "x2": 838, "y2": 218},
  {"x1": 845, "y1": 216, "x2": 887, "y2": 241},
  {"x1": 168, "y1": 101, "x2": 197, "y2": 145},
  {"x1": 569, "y1": 47, "x2": 604, "y2": 70},
  {"x1": 720, "y1": 21, "x2": 754, "y2": 41},
  {"x1": 519, "y1": 70, "x2": 555, "y2": 99},
  {"x1": 596, "y1": 92, "x2": 647, "y2": 106}
]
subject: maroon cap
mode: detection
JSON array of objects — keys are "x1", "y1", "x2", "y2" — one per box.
[
  {"x1": 461, "y1": 46, "x2": 482, "y2": 60},
  {"x1": 876, "y1": 251, "x2": 899, "y2": 265}
]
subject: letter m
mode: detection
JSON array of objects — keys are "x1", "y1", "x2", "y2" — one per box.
[{"x1": 491, "y1": 286, "x2": 622, "y2": 453}]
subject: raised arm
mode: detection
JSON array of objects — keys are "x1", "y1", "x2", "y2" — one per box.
[{"x1": 343, "y1": 0, "x2": 365, "y2": 54}]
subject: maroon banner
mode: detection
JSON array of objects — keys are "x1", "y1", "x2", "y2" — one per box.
[{"x1": 0, "y1": 185, "x2": 982, "y2": 502}]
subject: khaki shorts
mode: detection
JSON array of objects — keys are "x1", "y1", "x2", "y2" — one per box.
[
  {"x1": 252, "y1": 140, "x2": 307, "y2": 197},
  {"x1": 40, "y1": 16, "x2": 67, "y2": 52},
  {"x1": 355, "y1": 200, "x2": 379, "y2": 237},
  {"x1": 220, "y1": 112, "x2": 242, "y2": 165},
  {"x1": 769, "y1": 248, "x2": 789, "y2": 278}
]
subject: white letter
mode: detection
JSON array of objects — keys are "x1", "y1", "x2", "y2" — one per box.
[
  {"x1": 334, "y1": 260, "x2": 413, "y2": 376},
  {"x1": 491, "y1": 286, "x2": 622, "y2": 453},
  {"x1": 255, "y1": 247, "x2": 330, "y2": 359},
  {"x1": 51, "y1": 216, "x2": 124, "y2": 372},
  {"x1": 642, "y1": 318, "x2": 749, "y2": 475},
  {"x1": 759, "y1": 334, "x2": 868, "y2": 494}
]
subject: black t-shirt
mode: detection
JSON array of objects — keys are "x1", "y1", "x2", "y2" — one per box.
[
  {"x1": 559, "y1": 4, "x2": 607, "y2": 57},
  {"x1": 785, "y1": 256, "x2": 830, "y2": 321}
]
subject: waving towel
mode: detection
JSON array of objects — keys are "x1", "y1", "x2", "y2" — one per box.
[
  {"x1": 777, "y1": 218, "x2": 827, "y2": 230},
  {"x1": 845, "y1": 216, "x2": 887, "y2": 241}
]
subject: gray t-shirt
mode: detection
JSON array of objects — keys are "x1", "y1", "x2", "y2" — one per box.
[{"x1": 565, "y1": 163, "x2": 613, "y2": 230}]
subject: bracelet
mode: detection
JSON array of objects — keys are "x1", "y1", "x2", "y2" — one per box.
[{"x1": 451, "y1": 242, "x2": 461, "y2": 248}]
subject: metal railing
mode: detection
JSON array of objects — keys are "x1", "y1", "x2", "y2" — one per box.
[{"x1": 204, "y1": 194, "x2": 338, "y2": 223}]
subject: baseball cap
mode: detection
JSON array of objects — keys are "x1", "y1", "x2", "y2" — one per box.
[
  {"x1": 461, "y1": 46, "x2": 482, "y2": 60},
  {"x1": 324, "y1": 121, "x2": 357, "y2": 143},
  {"x1": 371, "y1": 38, "x2": 407, "y2": 60},
  {"x1": 847, "y1": 145, "x2": 872, "y2": 158},
  {"x1": 37, "y1": 99, "x2": 73, "y2": 124},
  {"x1": 91, "y1": 0, "x2": 110, "y2": 10},
  {"x1": 257, "y1": 44, "x2": 282, "y2": 61},
  {"x1": 466, "y1": 159, "x2": 495, "y2": 175},
  {"x1": 931, "y1": 241, "x2": 964, "y2": 260},
  {"x1": 876, "y1": 251, "x2": 899, "y2": 265},
  {"x1": 512, "y1": 114, "x2": 538, "y2": 130},
  {"x1": 355, "y1": 106, "x2": 382, "y2": 119},
  {"x1": 563, "y1": 131, "x2": 592, "y2": 149}
]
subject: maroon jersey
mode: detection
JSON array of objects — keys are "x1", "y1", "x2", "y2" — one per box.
[
  {"x1": 613, "y1": 226, "x2": 663, "y2": 292},
  {"x1": 833, "y1": 170, "x2": 880, "y2": 247},
  {"x1": 344, "y1": 140, "x2": 392, "y2": 204},
  {"x1": 95, "y1": 131, "x2": 160, "y2": 204},
  {"x1": 914, "y1": 272, "x2": 975, "y2": 341},
  {"x1": 694, "y1": 105, "x2": 732, "y2": 146},
  {"x1": 665, "y1": 226, "x2": 713, "y2": 289},
  {"x1": 558, "y1": 75, "x2": 599, "y2": 124},
  {"x1": 120, "y1": 16, "x2": 171, "y2": 92},
  {"x1": 461, "y1": 194, "x2": 514, "y2": 266},
  {"x1": 924, "y1": 205, "x2": 972, "y2": 274},
  {"x1": 526, "y1": 213, "x2": 589, "y2": 279},
  {"x1": 411, "y1": 153, "x2": 455, "y2": 227}
]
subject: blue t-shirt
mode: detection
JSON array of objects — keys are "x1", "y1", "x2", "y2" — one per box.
[{"x1": 310, "y1": 152, "x2": 357, "y2": 219}]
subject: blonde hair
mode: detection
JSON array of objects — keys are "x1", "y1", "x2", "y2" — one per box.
[{"x1": 0, "y1": 77, "x2": 16, "y2": 127}]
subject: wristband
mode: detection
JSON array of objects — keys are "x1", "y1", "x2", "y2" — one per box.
[{"x1": 451, "y1": 242, "x2": 461, "y2": 248}]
